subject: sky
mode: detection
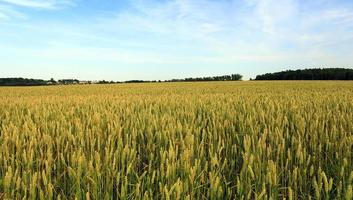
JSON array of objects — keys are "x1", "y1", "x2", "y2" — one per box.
[{"x1": 0, "y1": 0, "x2": 352, "y2": 80}]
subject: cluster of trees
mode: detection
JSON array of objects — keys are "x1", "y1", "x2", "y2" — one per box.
[
  {"x1": 255, "y1": 68, "x2": 353, "y2": 80},
  {"x1": 58, "y1": 79, "x2": 80, "y2": 84},
  {"x1": 0, "y1": 78, "x2": 85, "y2": 86},
  {"x1": 96, "y1": 80, "x2": 115, "y2": 84},
  {"x1": 96, "y1": 80, "x2": 157, "y2": 84},
  {"x1": 167, "y1": 74, "x2": 243, "y2": 82},
  {"x1": 124, "y1": 80, "x2": 159, "y2": 83},
  {"x1": 0, "y1": 78, "x2": 51, "y2": 86}
]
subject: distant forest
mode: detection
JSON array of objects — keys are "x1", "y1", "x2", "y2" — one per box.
[
  {"x1": 0, "y1": 78, "x2": 50, "y2": 86},
  {"x1": 0, "y1": 74, "x2": 243, "y2": 86},
  {"x1": 255, "y1": 68, "x2": 353, "y2": 80}
]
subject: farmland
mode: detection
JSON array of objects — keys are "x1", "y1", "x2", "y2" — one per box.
[{"x1": 0, "y1": 81, "x2": 352, "y2": 199}]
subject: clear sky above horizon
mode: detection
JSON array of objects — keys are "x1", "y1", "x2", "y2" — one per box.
[{"x1": 0, "y1": 0, "x2": 352, "y2": 80}]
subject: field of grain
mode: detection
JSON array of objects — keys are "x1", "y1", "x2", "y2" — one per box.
[{"x1": 0, "y1": 81, "x2": 352, "y2": 199}]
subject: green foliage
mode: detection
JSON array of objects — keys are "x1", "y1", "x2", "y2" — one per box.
[
  {"x1": 168, "y1": 74, "x2": 243, "y2": 82},
  {"x1": 255, "y1": 68, "x2": 353, "y2": 80},
  {"x1": 0, "y1": 78, "x2": 49, "y2": 86}
]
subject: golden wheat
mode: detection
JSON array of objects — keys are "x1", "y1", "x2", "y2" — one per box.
[{"x1": 0, "y1": 81, "x2": 352, "y2": 199}]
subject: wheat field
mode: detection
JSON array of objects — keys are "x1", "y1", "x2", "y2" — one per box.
[{"x1": 0, "y1": 81, "x2": 352, "y2": 199}]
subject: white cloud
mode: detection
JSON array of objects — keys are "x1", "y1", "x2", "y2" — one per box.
[
  {"x1": 253, "y1": 0, "x2": 298, "y2": 34},
  {"x1": 0, "y1": 4, "x2": 26, "y2": 20},
  {"x1": 313, "y1": 8, "x2": 353, "y2": 26},
  {"x1": 122, "y1": 0, "x2": 232, "y2": 37},
  {"x1": 80, "y1": 0, "x2": 353, "y2": 68},
  {"x1": 0, "y1": 0, "x2": 75, "y2": 9}
]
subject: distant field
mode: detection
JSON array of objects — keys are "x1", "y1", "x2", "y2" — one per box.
[{"x1": 0, "y1": 81, "x2": 352, "y2": 199}]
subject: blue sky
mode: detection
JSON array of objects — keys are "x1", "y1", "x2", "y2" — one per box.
[{"x1": 0, "y1": 0, "x2": 352, "y2": 80}]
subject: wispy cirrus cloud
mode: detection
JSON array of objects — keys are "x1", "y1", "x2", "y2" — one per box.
[
  {"x1": 0, "y1": 4, "x2": 26, "y2": 20},
  {"x1": 0, "y1": 0, "x2": 75, "y2": 9},
  {"x1": 0, "y1": 0, "x2": 75, "y2": 22}
]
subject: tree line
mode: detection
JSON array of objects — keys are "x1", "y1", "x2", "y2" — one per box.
[
  {"x1": 0, "y1": 78, "x2": 83, "y2": 86},
  {"x1": 2, "y1": 68, "x2": 352, "y2": 86},
  {"x1": 0, "y1": 74, "x2": 243, "y2": 86},
  {"x1": 255, "y1": 68, "x2": 353, "y2": 80},
  {"x1": 0, "y1": 78, "x2": 50, "y2": 86},
  {"x1": 166, "y1": 74, "x2": 243, "y2": 82},
  {"x1": 103, "y1": 74, "x2": 243, "y2": 83}
]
